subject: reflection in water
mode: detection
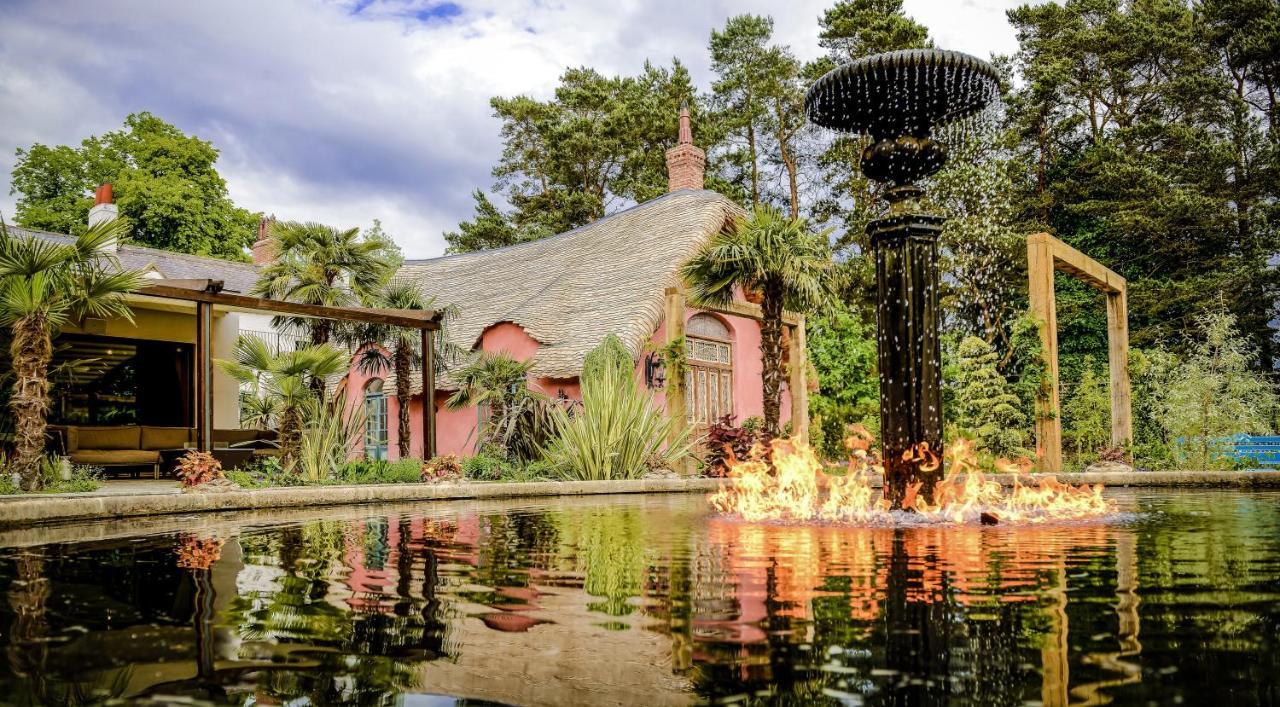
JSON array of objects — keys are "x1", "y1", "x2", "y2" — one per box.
[{"x1": 0, "y1": 490, "x2": 1277, "y2": 706}]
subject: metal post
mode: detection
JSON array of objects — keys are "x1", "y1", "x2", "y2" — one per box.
[
  {"x1": 195, "y1": 301, "x2": 213, "y2": 452},
  {"x1": 422, "y1": 328, "x2": 436, "y2": 459}
]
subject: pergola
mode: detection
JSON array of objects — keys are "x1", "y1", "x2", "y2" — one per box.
[
  {"x1": 1027, "y1": 233, "x2": 1132, "y2": 472},
  {"x1": 134, "y1": 280, "x2": 442, "y2": 456}
]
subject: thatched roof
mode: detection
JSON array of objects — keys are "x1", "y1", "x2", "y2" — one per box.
[{"x1": 400, "y1": 189, "x2": 740, "y2": 383}]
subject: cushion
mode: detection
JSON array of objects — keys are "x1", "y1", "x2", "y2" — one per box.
[
  {"x1": 69, "y1": 449, "x2": 159, "y2": 466},
  {"x1": 76, "y1": 426, "x2": 141, "y2": 451},
  {"x1": 213, "y1": 429, "x2": 259, "y2": 446},
  {"x1": 141, "y1": 427, "x2": 192, "y2": 450}
]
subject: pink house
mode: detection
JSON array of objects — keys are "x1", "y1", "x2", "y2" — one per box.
[{"x1": 334, "y1": 109, "x2": 810, "y2": 459}]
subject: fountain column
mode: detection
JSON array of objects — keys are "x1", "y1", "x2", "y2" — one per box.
[
  {"x1": 869, "y1": 198, "x2": 945, "y2": 505},
  {"x1": 804, "y1": 49, "x2": 999, "y2": 509}
]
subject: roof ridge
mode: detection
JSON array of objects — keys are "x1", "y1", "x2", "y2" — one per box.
[
  {"x1": 8, "y1": 223, "x2": 258, "y2": 270},
  {"x1": 404, "y1": 189, "x2": 731, "y2": 267}
]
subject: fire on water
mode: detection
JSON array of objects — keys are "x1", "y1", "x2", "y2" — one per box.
[{"x1": 708, "y1": 426, "x2": 1114, "y2": 525}]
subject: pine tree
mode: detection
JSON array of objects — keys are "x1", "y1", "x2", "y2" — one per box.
[{"x1": 952, "y1": 336, "x2": 1028, "y2": 458}]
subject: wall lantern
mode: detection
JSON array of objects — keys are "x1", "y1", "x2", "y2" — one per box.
[{"x1": 644, "y1": 352, "x2": 666, "y2": 389}]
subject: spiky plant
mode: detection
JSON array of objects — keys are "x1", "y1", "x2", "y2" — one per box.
[
  {"x1": 680, "y1": 206, "x2": 836, "y2": 436},
  {"x1": 349, "y1": 278, "x2": 462, "y2": 458},
  {"x1": 0, "y1": 218, "x2": 143, "y2": 490},
  {"x1": 217, "y1": 336, "x2": 348, "y2": 470}
]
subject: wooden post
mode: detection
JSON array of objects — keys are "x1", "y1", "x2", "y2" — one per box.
[
  {"x1": 422, "y1": 328, "x2": 436, "y2": 459},
  {"x1": 1106, "y1": 288, "x2": 1133, "y2": 448},
  {"x1": 1027, "y1": 234, "x2": 1062, "y2": 473},
  {"x1": 194, "y1": 301, "x2": 213, "y2": 453},
  {"x1": 788, "y1": 317, "x2": 809, "y2": 443},
  {"x1": 663, "y1": 287, "x2": 689, "y2": 474},
  {"x1": 663, "y1": 287, "x2": 687, "y2": 427}
]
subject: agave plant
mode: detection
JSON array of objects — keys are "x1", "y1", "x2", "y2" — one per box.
[{"x1": 216, "y1": 336, "x2": 348, "y2": 470}]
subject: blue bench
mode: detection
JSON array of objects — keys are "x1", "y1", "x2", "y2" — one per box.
[{"x1": 1225, "y1": 434, "x2": 1280, "y2": 468}]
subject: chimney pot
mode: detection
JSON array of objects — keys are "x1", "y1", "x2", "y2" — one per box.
[
  {"x1": 665, "y1": 104, "x2": 705, "y2": 192},
  {"x1": 87, "y1": 183, "x2": 120, "y2": 251}
]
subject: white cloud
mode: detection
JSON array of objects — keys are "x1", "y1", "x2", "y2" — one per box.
[{"x1": 0, "y1": 0, "x2": 1037, "y2": 258}]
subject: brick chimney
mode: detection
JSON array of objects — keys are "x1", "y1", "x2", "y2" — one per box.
[
  {"x1": 251, "y1": 215, "x2": 278, "y2": 266},
  {"x1": 665, "y1": 103, "x2": 705, "y2": 192},
  {"x1": 88, "y1": 183, "x2": 120, "y2": 251}
]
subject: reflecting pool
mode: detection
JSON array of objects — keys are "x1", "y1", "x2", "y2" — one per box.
[{"x1": 0, "y1": 489, "x2": 1277, "y2": 705}]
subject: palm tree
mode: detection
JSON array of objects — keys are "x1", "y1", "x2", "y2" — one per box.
[
  {"x1": 251, "y1": 220, "x2": 397, "y2": 393},
  {"x1": 681, "y1": 206, "x2": 835, "y2": 437},
  {"x1": 349, "y1": 278, "x2": 462, "y2": 459},
  {"x1": 217, "y1": 336, "x2": 348, "y2": 470},
  {"x1": 0, "y1": 219, "x2": 143, "y2": 490},
  {"x1": 446, "y1": 352, "x2": 536, "y2": 453}
]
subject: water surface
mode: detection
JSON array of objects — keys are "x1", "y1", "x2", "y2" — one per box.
[{"x1": 0, "y1": 489, "x2": 1277, "y2": 705}]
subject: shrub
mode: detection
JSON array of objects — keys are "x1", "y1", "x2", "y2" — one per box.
[
  {"x1": 226, "y1": 456, "x2": 294, "y2": 488},
  {"x1": 582, "y1": 333, "x2": 632, "y2": 381},
  {"x1": 0, "y1": 456, "x2": 102, "y2": 495},
  {"x1": 462, "y1": 451, "x2": 508, "y2": 481},
  {"x1": 544, "y1": 355, "x2": 693, "y2": 481},
  {"x1": 175, "y1": 451, "x2": 224, "y2": 488},
  {"x1": 422, "y1": 454, "x2": 463, "y2": 482},
  {"x1": 704, "y1": 415, "x2": 759, "y2": 477},
  {"x1": 952, "y1": 336, "x2": 1029, "y2": 458},
  {"x1": 336, "y1": 458, "x2": 423, "y2": 484}
]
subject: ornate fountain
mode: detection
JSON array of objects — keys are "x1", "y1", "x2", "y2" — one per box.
[{"x1": 806, "y1": 49, "x2": 1000, "y2": 508}]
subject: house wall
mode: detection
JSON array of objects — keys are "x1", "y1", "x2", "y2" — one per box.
[
  {"x1": 648, "y1": 307, "x2": 791, "y2": 425},
  {"x1": 355, "y1": 296, "x2": 789, "y2": 460},
  {"x1": 61, "y1": 302, "x2": 241, "y2": 428}
]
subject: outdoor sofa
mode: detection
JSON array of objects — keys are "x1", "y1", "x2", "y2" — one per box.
[{"x1": 48, "y1": 425, "x2": 280, "y2": 478}]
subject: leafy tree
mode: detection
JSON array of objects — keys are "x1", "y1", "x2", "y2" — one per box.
[
  {"x1": 1158, "y1": 308, "x2": 1277, "y2": 469},
  {"x1": 708, "y1": 15, "x2": 812, "y2": 216},
  {"x1": 1061, "y1": 356, "x2": 1110, "y2": 460},
  {"x1": 806, "y1": 299, "x2": 878, "y2": 460},
  {"x1": 352, "y1": 279, "x2": 461, "y2": 459},
  {"x1": 443, "y1": 190, "x2": 537, "y2": 254},
  {"x1": 251, "y1": 219, "x2": 398, "y2": 349},
  {"x1": 9, "y1": 112, "x2": 258, "y2": 259},
  {"x1": 682, "y1": 206, "x2": 836, "y2": 436},
  {"x1": 0, "y1": 218, "x2": 144, "y2": 489},
  {"x1": 818, "y1": 0, "x2": 933, "y2": 61},
  {"x1": 216, "y1": 336, "x2": 348, "y2": 471},
  {"x1": 582, "y1": 333, "x2": 632, "y2": 382},
  {"x1": 486, "y1": 61, "x2": 705, "y2": 237},
  {"x1": 1007, "y1": 0, "x2": 1280, "y2": 368},
  {"x1": 951, "y1": 336, "x2": 1029, "y2": 458}
]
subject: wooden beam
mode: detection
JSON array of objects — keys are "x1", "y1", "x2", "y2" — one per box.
[
  {"x1": 788, "y1": 317, "x2": 809, "y2": 443},
  {"x1": 1107, "y1": 289, "x2": 1133, "y2": 448},
  {"x1": 136, "y1": 283, "x2": 441, "y2": 330},
  {"x1": 194, "y1": 301, "x2": 213, "y2": 453},
  {"x1": 1027, "y1": 236, "x2": 1063, "y2": 473},
  {"x1": 422, "y1": 328, "x2": 437, "y2": 459}
]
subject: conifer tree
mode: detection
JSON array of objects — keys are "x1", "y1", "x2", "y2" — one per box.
[{"x1": 952, "y1": 336, "x2": 1028, "y2": 458}]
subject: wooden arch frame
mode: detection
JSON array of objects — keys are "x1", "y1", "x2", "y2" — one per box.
[{"x1": 1027, "y1": 233, "x2": 1132, "y2": 472}]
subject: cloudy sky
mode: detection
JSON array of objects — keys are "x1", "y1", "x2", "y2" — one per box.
[{"x1": 0, "y1": 0, "x2": 1040, "y2": 258}]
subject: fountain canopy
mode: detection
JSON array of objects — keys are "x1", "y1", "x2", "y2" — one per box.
[{"x1": 805, "y1": 49, "x2": 1000, "y2": 186}]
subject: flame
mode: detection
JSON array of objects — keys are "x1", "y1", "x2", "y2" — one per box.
[{"x1": 709, "y1": 435, "x2": 1113, "y2": 525}]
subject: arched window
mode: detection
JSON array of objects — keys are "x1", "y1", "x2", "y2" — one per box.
[
  {"x1": 685, "y1": 314, "x2": 733, "y2": 426},
  {"x1": 364, "y1": 378, "x2": 389, "y2": 460}
]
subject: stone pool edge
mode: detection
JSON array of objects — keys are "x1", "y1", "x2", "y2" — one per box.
[
  {"x1": 0, "y1": 471, "x2": 1276, "y2": 530},
  {"x1": 0, "y1": 478, "x2": 724, "y2": 529}
]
